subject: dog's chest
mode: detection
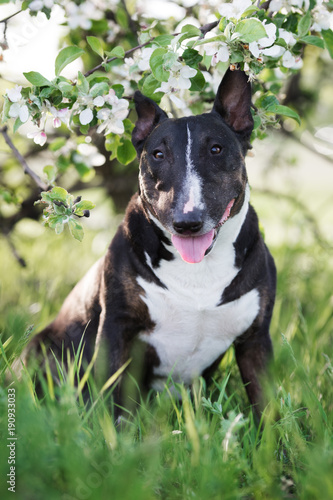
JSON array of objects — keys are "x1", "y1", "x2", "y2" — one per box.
[{"x1": 137, "y1": 228, "x2": 260, "y2": 389}]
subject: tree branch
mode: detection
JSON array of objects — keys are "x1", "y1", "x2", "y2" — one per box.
[
  {"x1": 4, "y1": 232, "x2": 27, "y2": 268},
  {"x1": 0, "y1": 10, "x2": 22, "y2": 24},
  {"x1": 200, "y1": 20, "x2": 219, "y2": 37},
  {"x1": 83, "y1": 19, "x2": 220, "y2": 78},
  {"x1": 83, "y1": 39, "x2": 156, "y2": 78},
  {"x1": 0, "y1": 126, "x2": 49, "y2": 191}
]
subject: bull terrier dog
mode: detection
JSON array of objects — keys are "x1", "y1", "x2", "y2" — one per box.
[{"x1": 22, "y1": 69, "x2": 276, "y2": 421}]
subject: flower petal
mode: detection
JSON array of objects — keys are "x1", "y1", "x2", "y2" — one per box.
[
  {"x1": 79, "y1": 108, "x2": 94, "y2": 125},
  {"x1": 8, "y1": 103, "x2": 20, "y2": 119},
  {"x1": 19, "y1": 105, "x2": 29, "y2": 123}
]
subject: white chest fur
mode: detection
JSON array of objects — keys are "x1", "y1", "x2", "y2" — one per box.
[{"x1": 137, "y1": 186, "x2": 260, "y2": 389}]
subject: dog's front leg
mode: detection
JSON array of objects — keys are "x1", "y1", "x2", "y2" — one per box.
[
  {"x1": 234, "y1": 326, "x2": 273, "y2": 424},
  {"x1": 94, "y1": 308, "x2": 134, "y2": 420}
]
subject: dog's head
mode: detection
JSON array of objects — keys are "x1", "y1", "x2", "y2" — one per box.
[{"x1": 132, "y1": 69, "x2": 254, "y2": 264}]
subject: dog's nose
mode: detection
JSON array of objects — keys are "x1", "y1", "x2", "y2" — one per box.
[{"x1": 172, "y1": 218, "x2": 203, "y2": 234}]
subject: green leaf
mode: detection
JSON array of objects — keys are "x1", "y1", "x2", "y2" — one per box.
[
  {"x1": 182, "y1": 48, "x2": 203, "y2": 67},
  {"x1": 230, "y1": 51, "x2": 244, "y2": 63},
  {"x1": 2, "y1": 98, "x2": 11, "y2": 122},
  {"x1": 163, "y1": 51, "x2": 178, "y2": 70},
  {"x1": 115, "y1": 7, "x2": 128, "y2": 29},
  {"x1": 241, "y1": 5, "x2": 259, "y2": 17},
  {"x1": 117, "y1": 139, "x2": 137, "y2": 165},
  {"x1": 267, "y1": 104, "x2": 301, "y2": 125},
  {"x1": 149, "y1": 48, "x2": 169, "y2": 82},
  {"x1": 154, "y1": 35, "x2": 174, "y2": 47},
  {"x1": 106, "y1": 46, "x2": 125, "y2": 59},
  {"x1": 13, "y1": 117, "x2": 23, "y2": 134},
  {"x1": 235, "y1": 18, "x2": 267, "y2": 43},
  {"x1": 43, "y1": 165, "x2": 57, "y2": 183},
  {"x1": 300, "y1": 35, "x2": 325, "y2": 49},
  {"x1": 57, "y1": 81, "x2": 74, "y2": 95},
  {"x1": 112, "y1": 84, "x2": 125, "y2": 98},
  {"x1": 50, "y1": 186, "x2": 68, "y2": 203},
  {"x1": 49, "y1": 137, "x2": 67, "y2": 152},
  {"x1": 55, "y1": 223, "x2": 64, "y2": 235},
  {"x1": 195, "y1": 34, "x2": 227, "y2": 47},
  {"x1": 189, "y1": 71, "x2": 205, "y2": 92},
  {"x1": 322, "y1": 29, "x2": 333, "y2": 58},
  {"x1": 275, "y1": 37, "x2": 288, "y2": 49},
  {"x1": 55, "y1": 46, "x2": 85, "y2": 76},
  {"x1": 23, "y1": 71, "x2": 52, "y2": 87},
  {"x1": 86, "y1": 36, "x2": 104, "y2": 58},
  {"x1": 105, "y1": 134, "x2": 122, "y2": 161},
  {"x1": 178, "y1": 24, "x2": 201, "y2": 44},
  {"x1": 142, "y1": 74, "x2": 163, "y2": 101},
  {"x1": 74, "y1": 200, "x2": 96, "y2": 216},
  {"x1": 68, "y1": 218, "x2": 84, "y2": 242},
  {"x1": 297, "y1": 10, "x2": 311, "y2": 37},
  {"x1": 90, "y1": 81, "x2": 109, "y2": 97},
  {"x1": 76, "y1": 71, "x2": 89, "y2": 94},
  {"x1": 259, "y1": 94, "x2": 279, "y2": 109}
]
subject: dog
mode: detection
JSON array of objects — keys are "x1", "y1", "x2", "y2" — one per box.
[{"x1": 21, "y1": 69, "x2": 276, "y2": 422}]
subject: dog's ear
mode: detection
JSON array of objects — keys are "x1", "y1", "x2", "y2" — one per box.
[
  {"x1": 212, "y1": 69, "x2": 253, "y2": 140},
  {"x1": 132, "y1": 92, "x2": 168, "y2": 156}
]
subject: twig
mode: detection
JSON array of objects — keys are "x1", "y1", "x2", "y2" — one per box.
[
  {"x1": 0, "y1": 9, "x2": 23, "y2": 49},
  {"x1": 83, "y1": 18, "x2": 220, "y2": 78},
  {"x1": 200, "y1": 20, "x2": 219, "y2": 37},
  {"x1": 84, "y1": 39, "x2": 156, "y2": 77},
  {"x1": 0, "y1": 10, "x2": 22, "y2": 25},
  {"x1": 4, "y1": 232, "x2": 27, "y2": 268},
  {"x1": 0, "y1": 126, "x2": 49, "y2": 191}
]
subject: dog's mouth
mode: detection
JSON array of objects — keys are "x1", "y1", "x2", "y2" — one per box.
[{"x1": 171, "y1": 199, "x2": 235, "y2": 264}]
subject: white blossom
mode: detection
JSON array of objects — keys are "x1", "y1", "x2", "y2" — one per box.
[
  {"x1": 312, "y1": 1, "x2": 333, "y2": 31},
  {"x1": 92, "y1": 96, "x2": 105, "y2": 107},
  {"x1": 249, "y1": 21, "x2": 277, "y2": 58},
  {"x1": 73, "y1": 143, "x2": 106, "y2": 168},
  {"x1": 79, "y1": 108, "x2": 94, "y2": 125},
  {"x1": 269, "y1": 0, "x2": 309, "y2": 12},
  {"x1": 138, "y1": 46, "x2": 157, "y2": 71},
  {"x1": 29, "y1": 0, "x2": 54, "y2": 11},
  {"x1": 282, "y1": 51, "x2": 303, "y2": 69},
  {"x1": 97, "y1": 97, "x2": 129, "y2": 135},
  {"x1": 6, "y1": 85, "x2": 23, "y2": 103},
  {"x1": 27, "y1": 130, "x2": 47, "y2": 146},
  {"x1": 6, "y1": 85, "x2": 29, "y2": 123},
  {"x1": 204, "y1": 33, "x2": 230, "y2": 65},
  {"x1": 49, "y1": 107, "x2": 69, "y2": 128},
  {"x1": 219, "y1": 0, "x2": 252, "y2": 20},
  {"x1": 279, "y1": 28, "x2": 297, "y2": 47},
  {"x1": 65, "y1": 1, "x2": 104, "y2": 30},
  {"x1": 156, "y1": 63, "x2": 197, "y2": 93}
]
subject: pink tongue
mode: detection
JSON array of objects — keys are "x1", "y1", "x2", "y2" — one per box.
[{"x1": 171, "y1": 229, "x2": 215, "y2": 264}]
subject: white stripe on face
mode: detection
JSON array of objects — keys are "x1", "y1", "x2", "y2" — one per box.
[{"x1": 183, "y1": 125, "x2": 203, "y2": 214}]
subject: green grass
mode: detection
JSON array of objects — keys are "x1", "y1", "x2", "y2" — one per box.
[{"x1": 0, "y1": 209, "x2": 332, "y2": 500}]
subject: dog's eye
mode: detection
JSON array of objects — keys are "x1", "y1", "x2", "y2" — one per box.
[
  {"x1": 153, "y1": 150, "x2": 164, "y2": 160},
  {"x1": 211, "y1": 145, "x2": 222, "y2": 155}
]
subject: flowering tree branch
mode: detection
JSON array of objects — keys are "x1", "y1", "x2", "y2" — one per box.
[
  {"x1": 0, "y1": 0, "x2": 332, "y2": 244},
  {"x1": 0, "y1": 126, "x2": 49, "y2": 191},
  {"x1": 83, "y1": 39, "x2": 157, "y2": 78}
]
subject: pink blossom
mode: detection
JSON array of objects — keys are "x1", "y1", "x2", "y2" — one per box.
[{"x1": 27, "y1": 130, "x2": 47, "y2": 146}]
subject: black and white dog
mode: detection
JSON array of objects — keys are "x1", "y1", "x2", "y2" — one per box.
[{"x1": 24, "y1": 69, "x2": 276, "y2": 421}]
